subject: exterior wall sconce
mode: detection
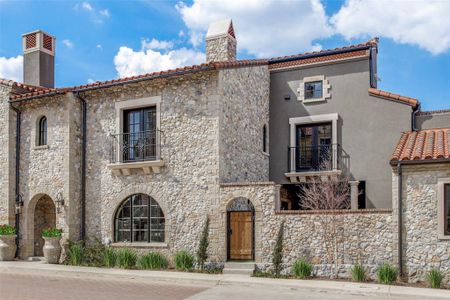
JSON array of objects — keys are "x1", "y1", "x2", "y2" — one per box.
[
  {"x1": 56, "y1": 192, "x2": 65, "y2": 214},
  {"x1": 15, "y1": 194, "x2": 23, "y2": 214}
]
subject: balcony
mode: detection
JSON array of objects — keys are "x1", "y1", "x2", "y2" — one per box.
[
  {"x1": 285, "y1": 144, "x2": 342, "y2": 182},
  {"x1": 108, "y1": 130, "x2": 164, "y2": 175}
]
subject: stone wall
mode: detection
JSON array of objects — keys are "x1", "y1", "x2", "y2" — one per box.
[
  {"x1": 218, "y1": 65, "x2": 270, "y2": 182},
  {"x1": 393, "y1": 163, "x2": 450, "y2": 285},
  {"x1": 205, "y1": 36, "x2": 236, "y2": 63},
  {"x1": 0, "y1": 84, "x2": 14, "y2": 226},
  {"x1": 14, "y1": 94, "x2": 81, "y2": 257},
  {"x1": 219, "y1": 182, "x2": 394, "y2": 279}
]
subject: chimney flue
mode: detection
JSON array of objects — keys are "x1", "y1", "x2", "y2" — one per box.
[
  {"x1": 22, "y1": 30, "x2": 55, "y2": 88},
  {"x1": 205, "y1": 19, "x2": 236, "y2": 63}
]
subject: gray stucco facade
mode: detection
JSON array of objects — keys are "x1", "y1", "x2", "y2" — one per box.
[{"x1": 269, "y1": 57, "x2": 413, "y2": 208}]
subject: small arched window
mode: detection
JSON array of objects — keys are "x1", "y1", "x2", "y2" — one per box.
[
  {"x1": 38, "y1": 116, "x2": 47, "y2": 146},
  {"x1": 262, "y1": 124, "x2": 268, "y2": 153},
  {"x1": 114, "y1": 193, "x2": 165, "y2": 243}
]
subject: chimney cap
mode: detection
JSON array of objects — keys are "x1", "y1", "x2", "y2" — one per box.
[
  {"x1": 22, "y1": 29, "x2": 55, "y2": 39},
  {"x1": 22, "y1": 30, "x2": 55, "y2": 56},
  {"x1": 206, "y1": 19, "x2": 235, "y2": 40}
]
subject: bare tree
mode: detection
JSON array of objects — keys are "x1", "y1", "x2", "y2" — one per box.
[{"x1": 299, "y1": 171, "x2": 351, "y2": 278}]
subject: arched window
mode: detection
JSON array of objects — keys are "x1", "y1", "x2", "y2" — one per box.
[
  {"x1": 114, "y1": 193, "x2": 165, "y2": 243},
  {"x1": 262, "y1": 124, "x2": 268, "y2": 153},
  {"x1": 38, "y1": 116, "x2": 47, "y2": 146}
]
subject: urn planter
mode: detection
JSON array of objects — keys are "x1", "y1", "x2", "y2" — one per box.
[
  {"x1": 43, "y1": 237, "x2": 62, "y2": 264},
  {"x1": 0, "y1": 235, "x2": 17, "y2": 261}
]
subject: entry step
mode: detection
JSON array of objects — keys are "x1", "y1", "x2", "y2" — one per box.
[{"x1": 223, "y1": 262, "x2": 255, "y2": 275}]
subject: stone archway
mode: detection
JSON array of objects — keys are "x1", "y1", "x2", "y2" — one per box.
[{"x1": 33, "y1": 195, "x2": 56, "y2": 256}]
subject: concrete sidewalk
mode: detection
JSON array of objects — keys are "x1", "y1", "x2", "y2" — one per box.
[{"x1": 0, "y1": 261, "x2": 449, "y2": 299}]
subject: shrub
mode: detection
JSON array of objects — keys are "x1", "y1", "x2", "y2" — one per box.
[
  {"x1": 272, "y1": 221, "x2": 284, "y2": 278},
  {"x1": 42, "y1": 228, "x2": 63, "y2": 238},
  {"x1": 138, "y1": 252, "x2": 169, "y2": 270},
  {"x1": 66, "y1": 242, "x2": 84, "y2": 266},
  {"x1": 116, "y1": 248, "x2": 138, "y2": 269},
  {"x1": 0, "y1": 224, "x2": 16, "y2": 235},
  {"x1": 103, "y1": 247, "x2": 117, "y2": 268},
  {"x1": 83, "y1": 237, "x2": 106, "y2": 267},
  {"x1": 196, "y1": 217, "x2": 210, "y2": 270},
  {"x1": 377, "y1": 263, "x2": 398, "y2": 285},
  {"x1": 174, "y1": 250, "x2": 194, "y2": 271},
  {"x1": 351, "y1": 264, "x2": 366, "y2": 282},
  {"x1": 292, "y1": 259, "x2": 313, "y2": 279},
  {"x1": 426, "y1": 268, "x2": 443, "y2": 289}
]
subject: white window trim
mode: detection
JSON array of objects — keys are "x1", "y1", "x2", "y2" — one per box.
[
  {"x1": 288, "y1": 113, "x2": 338, "y2": 172},
  {"x1": 297, "y1": 75, "x2": 331, "y2": 103},
  {"x1": 437, "y1": 178, "x2": 450, "y2": 240}
]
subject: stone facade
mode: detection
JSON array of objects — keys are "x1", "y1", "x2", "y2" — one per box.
[
  {"x1": 206, "y1": 36, "x2": 236, "y2": 63},
  {"x1": 219, "y1": 182, "x2": 393, "y2": 278},
  {"x1": 393, "y1": 163, "x2": 450, "y2": 285}
]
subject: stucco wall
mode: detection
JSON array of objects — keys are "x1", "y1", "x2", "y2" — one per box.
[
  {"x1": 393, "y1": 163, "x2": 450, "y2": 285},
  {"x1": 269, "y1": 59, "x2": 412, "y2": 208},
  {"x1": 416, "y1": 111, "x2": 450, "y2": 130},
  {"x1": 219, "y1": 65, "x2": 270, "y2": 182}
]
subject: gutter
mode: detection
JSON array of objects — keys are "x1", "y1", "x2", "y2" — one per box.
[
  {"x1": 73, "y1": 92, "x2": 87, "y2": 242},
  {"x1": 10, "y1": 104, "x2": 22, "y2": 257}
]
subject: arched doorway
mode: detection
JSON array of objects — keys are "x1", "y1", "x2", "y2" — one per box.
[
  {"x1": 33, "y1": 195, "x2": 56, "y2": 256},
  {"x1": 227, "y1": 197, "x2": 254, "y2": 261}
]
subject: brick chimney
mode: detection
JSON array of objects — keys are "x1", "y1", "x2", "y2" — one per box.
[
  {"x1": 22, "y1": 30, "x2": 55, "y2": 88},
  {"x1": 205, "y1": 19, "x2": 236, "y2": 63}
]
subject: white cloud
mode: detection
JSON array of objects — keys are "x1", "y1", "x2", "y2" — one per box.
[
  {"x1": 141, "y1": 38, "x2": 173, "y2": 50},
  {"x1": 87, "y1": 78, "x2": 96, "y2": 84},
  {"x1": 81, "y1": 1, "x2": 93, "y2": 11},
  {"x1": 96, "y1": 44, "x2": 102, "y2": 50},
  {"x1": 331, "y1": 0, "x2": 450, "y2": 55},
  {"x1": 176, "y1": 0, "x2": 332, "y2": 57},
  {"x1": 0, "y1": 55, "x2": 23, "y2": 82},
  {"x1": 62, "y1": 39, "x2": 74, "y2": 48},
  {"x1": 113, "y1": 45, "x2": 205, "y2": 78},
  {"x1": 99, "y1": 9, "x2": 110, "y2": 17}
]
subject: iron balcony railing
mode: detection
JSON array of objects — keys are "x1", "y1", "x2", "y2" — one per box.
[
  {"x1": 110, "y1": 130, "x2": 161, "y2": 163},
  {"x1": 287, "y1": 144, "x2": 341, "y2": 172}
]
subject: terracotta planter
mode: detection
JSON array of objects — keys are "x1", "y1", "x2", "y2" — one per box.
[
  {"x1": 0, "y1": 235, "x2": 17, "y2": 261},
  {"x1": 43, "y1": 237, "x2": 61, "y2": 264}
]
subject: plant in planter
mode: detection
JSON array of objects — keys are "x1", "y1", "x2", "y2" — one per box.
[
  {"x1": 0, "y1": 224, "x2": 17, "y2": 261},
  {"x1": 42, "y1": 228, "x2": 63, "y2": 264}
]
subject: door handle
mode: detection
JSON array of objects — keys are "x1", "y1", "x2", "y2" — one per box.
[{"x1": 229, "y1": 229, "x2": 233, "y2": 235}]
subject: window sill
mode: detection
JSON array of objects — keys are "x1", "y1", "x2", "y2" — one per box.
[
  {"x1": 33, "y1": 145, "x2": 49, "y2": 150},
  {"x1": 438, "y1": 235, "x2": 450, "y2": 241},
  {"x1": 111, "y1": 242, "x2": 168, "y2": 249},
  {"x1": 262, "y1": 151, "x2": 270, "y2": 157},
  {"x1": 107, "y1": 160, "x2": 165, "y2": 176},
  {"x1": 301, "y1": 98, "x2": 327, "y2": 104}
]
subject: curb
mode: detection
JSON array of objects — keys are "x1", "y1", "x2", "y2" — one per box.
[{"x1": 0, "y1": 261, "x2": 449, "y2": 299}]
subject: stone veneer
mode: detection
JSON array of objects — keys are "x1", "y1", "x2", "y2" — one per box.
[
  {"x1": 219, "y1": 182, "x2": 393, "y2": 278},
  {"x1": 206, "y1": 36, "x2": 236, "y2": 63},
  {"x1": 392, "y1": 163, "x2": 450, "y2": 285}
]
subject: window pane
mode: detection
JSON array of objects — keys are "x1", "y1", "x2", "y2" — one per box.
[
  {"x1": 133, "y1": 230, "x2": 147, "y2": 242},
  {"x1": 150, "y1": 231, "x2": 164, "y2": 243},
  {"x1": 305, "y1": 81, "x2": 322, "y2": 99}
]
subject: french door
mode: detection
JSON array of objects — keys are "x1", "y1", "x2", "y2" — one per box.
[{"x1": 295, "y1": 122, "x2": 332, "y2": 171}]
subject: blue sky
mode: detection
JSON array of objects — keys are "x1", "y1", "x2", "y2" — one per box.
[{"x1": 0, "y1": 0, "x2": 449, "y2": 111}]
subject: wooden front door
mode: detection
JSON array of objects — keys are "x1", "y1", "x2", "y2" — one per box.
[{"x1": 228, "y1": 211, "x2": 253, "y2": 260}]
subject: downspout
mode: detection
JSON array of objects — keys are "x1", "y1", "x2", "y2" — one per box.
[
  {"x1": 396, "y1": 162, "x2": 403, "y2": 277},
  {"x1": 10, "y1": 104, "x2": 21, "y2": 257},
  {"x1": 74, "y1": 92, "x2": 87, "y2": 241}
]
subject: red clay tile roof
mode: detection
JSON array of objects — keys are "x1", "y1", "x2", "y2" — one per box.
[
  {"x1": 391, "y1": 128, "x2": 450, "y2": 162},
  {"x1": 9, "y1": 60, "x2": 267, "y2": 101},
  {"x1": 0, "y1": 78, "x2": 52, "y2": 95},
  {"x1": 417, "y1": 109, "x2": 450, "y2": 116},
  {"x1": 368, "y1": 88, "x2": 418, "y2": 108}
]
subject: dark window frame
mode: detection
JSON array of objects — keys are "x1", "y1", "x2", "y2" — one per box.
[
  {"x1": 304, "y1": 80, "x2": 323, "y2": 99},
  {"x1": 114, "y1": 193, "x2": 165, "y2": 243},
  {"x1": 263, "y1": 124, "x2": 267, "y2": 153},
  {"x1": 38, "y1": 116, "x2": 47, "y2": 146},
  {"x1": 445, "y1": 184, "x2": 450, "y2": 235}
]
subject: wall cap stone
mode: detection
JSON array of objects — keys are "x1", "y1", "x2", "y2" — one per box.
[
  {"x1": 220, "y1": 181, "x2": 278, "y2": 187},
  {"x1": 275, "y1": 208, "x2": 392, "y2": 215}
]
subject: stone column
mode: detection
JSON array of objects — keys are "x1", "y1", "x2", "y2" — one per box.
[{"x1": 349, "y1": 181, "x2": 359, "y2": 210}]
